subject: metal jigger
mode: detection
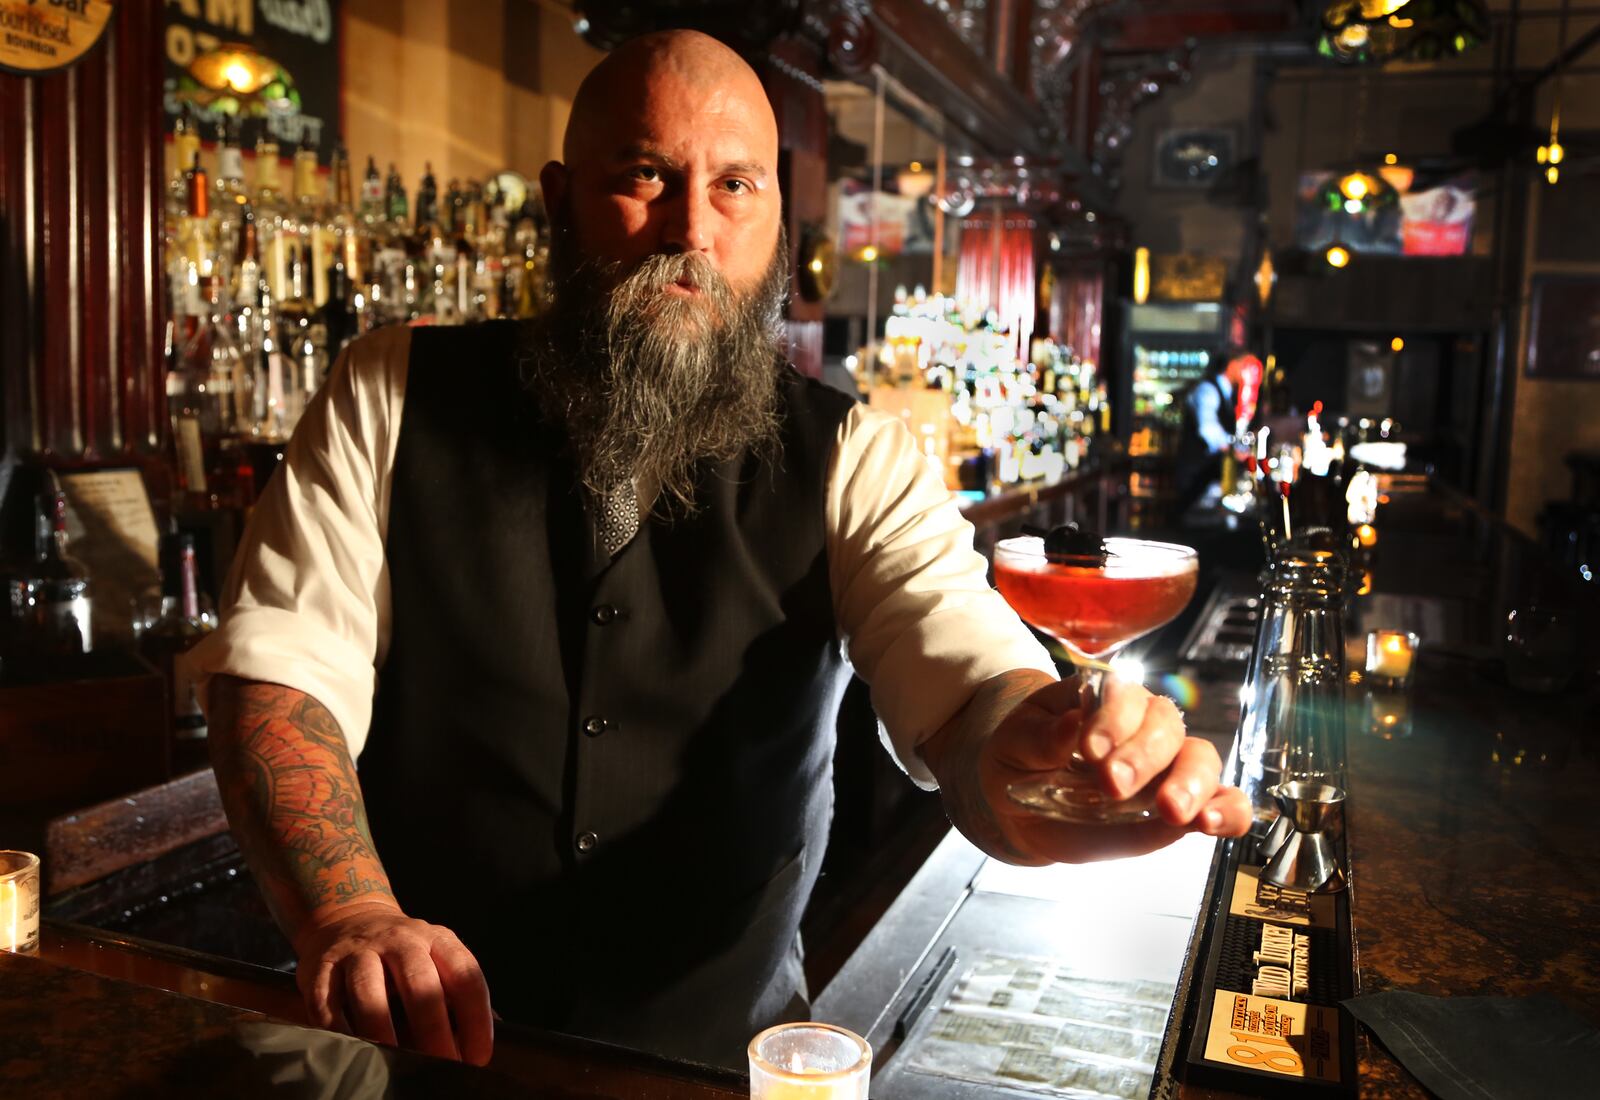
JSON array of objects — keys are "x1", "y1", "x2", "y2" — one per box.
[{"x1": 1261, "y1": 781, "x2": 1347, "y2": 894}]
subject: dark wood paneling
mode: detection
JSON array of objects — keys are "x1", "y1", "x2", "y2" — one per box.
[{"x1": 0, "y1": 1, "x2": 166, "y2": 471}]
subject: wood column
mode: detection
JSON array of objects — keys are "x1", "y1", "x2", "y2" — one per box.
[{"x1": 0, "y1": 2, "x2": 167, "y2": 498}]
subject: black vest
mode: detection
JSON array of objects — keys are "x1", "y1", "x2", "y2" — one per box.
[{"x1": 360, "y1": 322, "x2": 857, "y2": 1068}]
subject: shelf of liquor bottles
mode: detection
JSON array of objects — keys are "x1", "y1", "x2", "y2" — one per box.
[
  {"x1": 165, "y1": 111, "x2": 553, "y2": 507},
  {"x1": 855, "y1": 288, "x2": 1112, "y2": 497}
]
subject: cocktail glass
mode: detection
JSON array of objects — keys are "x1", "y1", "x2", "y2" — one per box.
[{"x1": 994, "y1": 536, "x2": 1199, "y2": 823}]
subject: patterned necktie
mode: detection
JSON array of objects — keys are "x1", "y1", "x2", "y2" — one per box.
[{"x1": 598, "y1": 480, "x2": 640, "y2": 558}]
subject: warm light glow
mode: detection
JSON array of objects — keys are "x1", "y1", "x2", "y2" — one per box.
[
  {"x1": 1325, "y1": 244, "x2": 1352, "y2": 269},
  {"x1": 1547, "y1": 142, "x2": 1565, "y2": 165},
  {"x1": 1337, "y1": 23, "x2": 1370, "y2": 49},
  {"x1": 1384, "y1": 153, "x2": 1398, "y2": 165},
  {"x1": 1132, "y1": 247, "x2": 1151, "y2": 305},
  {"x1": 1547, "y1": 166, "x2": 1560, "y2": 185},
  {"x1": 224, "y1": 61, "x2": 253, "y2": 91},
  {"x1": 1388, "y1": 15, "x2": 1414, "y2": 28},
  {"x1": 1379, "y1": 165, "x2": 1415, "y2": 193},
  {"x1": 1391, "y1": 336, "x2": 1405, "y2": 352},
  {"x1": 1339, "y1": 173, "x2": 1371, "y2": 201},
  {"x1": 1358, "y1": 571, "x2": 1374, "y2": 596},
  {"x1": 908, "y1": 161, "x2": 923, "y2": 173},
  {"x1": 858, "y1": 244, "x2": 879, "y2": 263},
  {"x1": 1357, "y1": 524, "x2": 1377, "y2": 548},
  {"x1": 1345, "y1": 198, "x2": 1364, "y2": 214},
  {"x1": 1109, "y1": 654, "x2": 1146, "y2": 686},
  {"x1": 808, "y1": 257, "x2": 824, "y2": 274}
]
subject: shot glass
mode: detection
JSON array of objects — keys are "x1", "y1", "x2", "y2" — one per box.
[
  {"x1": 0, "y1": 851, "x2": 41, "y2": 956},
  {"x1": 748, "y1": 1022, "x2": 871, "y2": 1099}
]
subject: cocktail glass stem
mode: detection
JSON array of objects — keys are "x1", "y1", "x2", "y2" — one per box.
[{"x1": 1005, "y1": 649, "x2": 1161, "y2": 825}]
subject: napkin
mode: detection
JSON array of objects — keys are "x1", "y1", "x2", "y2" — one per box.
[{"x1": 1343, "y1": 990, "x2": 1600, "y2": 1100}]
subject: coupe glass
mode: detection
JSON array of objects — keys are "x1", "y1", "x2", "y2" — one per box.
[{"x1": 994, "y1": 536, "x2": 1199, "y2": 823}]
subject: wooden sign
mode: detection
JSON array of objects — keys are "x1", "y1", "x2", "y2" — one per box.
[
  {"x1": 1151, "y1": 253, "x2": 1229, "y2": 303},
  {"x1": 0, "y1": 0, "x2": 115, "y2": 75}
]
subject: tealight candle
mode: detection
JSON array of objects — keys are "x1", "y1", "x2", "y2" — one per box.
[
  {"x1": 749, "y1": 1023, "x2": 871, "y2": 1099},
  {"x1": 1366, "y1": 630, "x2": 1417, "y2": 686},
  {"x1": 1365, "y1": 688, "x2": 1412, "y2": 739},
  {"x1": 0, "y1": 851, "x2": 41, "y2": 956}
]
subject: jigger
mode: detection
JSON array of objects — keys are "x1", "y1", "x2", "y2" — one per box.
[{"x1": 1261, "y1": 781, "x2": 1347, "y2": 894}]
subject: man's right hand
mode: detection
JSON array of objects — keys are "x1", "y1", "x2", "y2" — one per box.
[{"x1": 293, "y1": 901, "x2": 495, "y2": 1066}]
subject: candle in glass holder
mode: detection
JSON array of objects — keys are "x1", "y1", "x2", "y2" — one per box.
[
  {"x1": 0, "y1": 851, "x2": 41, "y2": 956},
  {"x1": 1365, "y1": 688, "x2": 1412, "y2": 739},
  {"x1": 749, "y1": 1023, "x2": 871, "y2": 1099},
  {"x1": 1366, "y1": 630, "x2": 1417, "y2": 686}
]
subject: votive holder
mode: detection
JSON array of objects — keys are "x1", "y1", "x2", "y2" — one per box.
[
  {"x1": 1365, "y1": 630, "x2": 1418, "y2": 689},
  {"x1": 1363, "y1": 686, "x2": 1413, "y2": 739},
  {"x1": 749, "y1": 1022, "x2": 871, "y2": 1099},
  {"x1": 0, "y1": 851, "x2": 41, "y2": 956}
]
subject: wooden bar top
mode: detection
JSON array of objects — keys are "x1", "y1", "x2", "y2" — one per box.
[{"x1": 4, "y1": 923, "x2": 747, "y2": 1098}]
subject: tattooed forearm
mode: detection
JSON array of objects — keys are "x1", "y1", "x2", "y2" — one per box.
[
  {"x1": 918, "y1": 669, "x2": 1056, "y2": 866},
  {"x1": 209, "y1": 676, "x2": 397, "y2": 941}
]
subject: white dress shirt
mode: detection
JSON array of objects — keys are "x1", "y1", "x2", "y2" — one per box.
[{"x1": 190, "y1": 325, "x2": 1055, "y2": 788}]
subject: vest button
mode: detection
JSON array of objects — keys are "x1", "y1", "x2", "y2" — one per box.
[
  {"x1": 582, "y1": 716, "x2": 608, "y2": 737},
  {"x1": 591, "y1": 604, "x2": 619, "y2": 625},
  {"x1": 575, "y1": 830, "x2": 598, "y2": 853}
]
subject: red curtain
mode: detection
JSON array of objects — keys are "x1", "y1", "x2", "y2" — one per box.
[{"x1": 956, "y1": 210, "x2": 1036, "y2": 361}]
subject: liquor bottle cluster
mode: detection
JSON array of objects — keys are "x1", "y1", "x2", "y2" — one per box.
[
  {"x1": 868, "y1": 288, "x2": 1106, "y2": 491},
  {"x1": 163, "y1": 112, "x2": 551, "y2": 502}
]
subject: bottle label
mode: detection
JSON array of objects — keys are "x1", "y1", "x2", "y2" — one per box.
[
  {"x1": 310, "y1": 225, "x2": 334, "y2": 306},
  {"x1": 175, "y1": 416, "x2": 208, "y2": 493},
  {"x1": 220, "y1": 147, "x2": 245, "y2": 182},
  {"x1": 173, "y1": 651, "x2": 207, "y2": 735}
]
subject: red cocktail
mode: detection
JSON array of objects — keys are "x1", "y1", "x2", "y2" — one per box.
[{"x1": 994, "y1": 535, "x2": 1199, "y2": 822}]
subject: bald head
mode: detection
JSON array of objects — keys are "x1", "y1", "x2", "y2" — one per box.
[
  {"x1": 540, "y1": 29, "x2": 784, "y2": 300},
  {"x1": 564, "y1": 30, "x2": 776, "y2": 166}
]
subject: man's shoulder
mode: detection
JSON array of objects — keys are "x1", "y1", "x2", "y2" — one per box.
[{"x1": 777, "y1": 363, "x2": 860, "y2": 426}]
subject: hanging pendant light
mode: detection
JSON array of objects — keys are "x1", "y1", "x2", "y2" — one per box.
[
  {"x1": 1318, "y1": 0, "x2": 1489, "y2": 64},
  {"x1": 1538, "y1": 0, "x2": 1570, "y2": 185}
]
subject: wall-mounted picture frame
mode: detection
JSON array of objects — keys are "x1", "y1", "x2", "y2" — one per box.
[
  {"x1": 1527, "y1": 274, "x2": 1600, "y2": 380},
  {"x1": 1153, "y1": 128, "x2": 1236, "y2": 189}
]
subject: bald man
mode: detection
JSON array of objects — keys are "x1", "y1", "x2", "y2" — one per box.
[{"x1": 195, "y1": 30, "x2": 1249, "y2": 1070}]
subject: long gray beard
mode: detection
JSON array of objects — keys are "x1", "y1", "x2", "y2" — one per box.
[{"x1": 523, "y1": 224, "x2": 790, "y2": 515}]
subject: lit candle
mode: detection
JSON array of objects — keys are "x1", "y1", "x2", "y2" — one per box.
[
  {"x1": 1356, "y1": 523, "x2": 1377, "y2": 548},
  {"x1": 0, "y1": 851, "x2": 41, "y2": 956},
  {"x1": 1365, "y1": 688, "x2": 1412, "y2": 739},
  {"x1": 1366, "y1": 630, "x2": 1417, "y2": 685},
  {"x1": 749, "y1": 1023, "x2": 871, "y2": 1099}
]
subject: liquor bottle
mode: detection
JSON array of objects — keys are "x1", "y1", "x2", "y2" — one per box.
[
  {"x1": 171, "y1": 156, "x2": 216, "y2": 320},
  {"x1": 384, "y1": 161, "x2": 409, "y2": 227},
  {"x1": 415, "y1": 162, "x2": 439, "y2": 230},
  {"x1": 232, "y1": 205, "x2": 276, "y2": 435},
  {"x1": 9, "y1": 491, "x2": 94, "y2": 657},
  {"x1": 329, "y1": 142, "x2": 362, "y2": 285},
  {"x1": 359, "y1": 154, "x2": 385, "y2": 224},
  {"x1": 293, "y1": 135, "x2": 333, "y2": 307},
  {"x1": 443, "y1": 177, "x2": 463, "y2": 236},
  {"x1": 320, "y1": 261, "x2": 358, "y2": 359},
  {"x1": 254, "y1": 135, "x2": 292, "y2": 302},
  {"x1": 166, "y1": 106, "x2": 201, "y2": 229},
  {"x1": 141, "y1": 529, "x2": 215, "y2": 763},
  {"x1": 277, "y1": 244, "x2": 327, "y2": 407},
  {"x1": 211, "y1": 117, "x2": 249, "y2": 276},
  {"x1": 170, "y1": 275, "x2": 251, "y2": 506}
]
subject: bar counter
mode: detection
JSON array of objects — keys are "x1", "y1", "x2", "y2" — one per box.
[{"x1": 4, "y1": 476, "x2": 1596, "y2": 1098}]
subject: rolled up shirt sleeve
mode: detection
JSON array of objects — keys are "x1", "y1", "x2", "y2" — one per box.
[
  {"x1": 190, "y1": 325, "x2": 410, "y2": 759},
  {"x1": 827, "y1": 403, "x2": 1057, "y2": 790}
]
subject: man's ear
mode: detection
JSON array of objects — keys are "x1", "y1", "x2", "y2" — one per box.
[{"x1": 539, "y1": 161, "x2": 568, "y2": 213}]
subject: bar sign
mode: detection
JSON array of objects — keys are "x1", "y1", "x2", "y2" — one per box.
[{"x1": 1203, "y1": 990, "x2": 1341, "y2": 1084}]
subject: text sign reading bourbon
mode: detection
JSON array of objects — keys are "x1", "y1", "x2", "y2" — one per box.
[{"x1": 0, "y1": 0, "x2": 114, "y2": 75}]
